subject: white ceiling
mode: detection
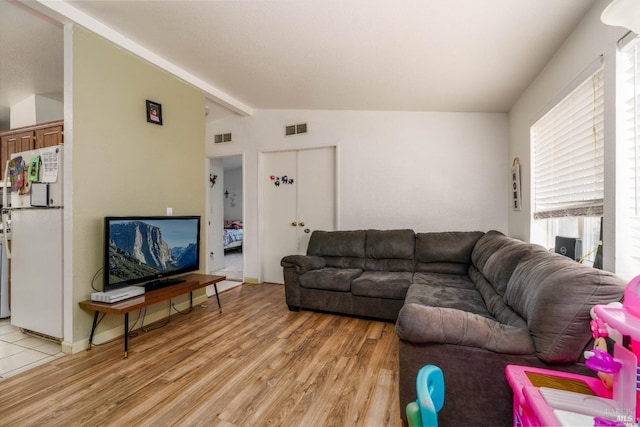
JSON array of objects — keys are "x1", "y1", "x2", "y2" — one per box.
[
  {"x1": 0, "y1": 1, "x2": 64, "y2": 129},
  {"x1": 0, "y1": 0, "x2": 598, "y2": 128}
]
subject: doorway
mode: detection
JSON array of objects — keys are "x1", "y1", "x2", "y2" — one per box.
[{"x1": 209, "y1": 155, "x2": 244, "y2": 285}]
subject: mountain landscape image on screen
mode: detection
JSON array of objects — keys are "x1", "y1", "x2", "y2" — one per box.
[{"x1": 108, "y1": 220, "x2": 197, "y2": 285}]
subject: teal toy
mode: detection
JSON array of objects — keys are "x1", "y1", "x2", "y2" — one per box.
[{"x1": 406, "y1": 365, "x2": 445, "y2": 427}]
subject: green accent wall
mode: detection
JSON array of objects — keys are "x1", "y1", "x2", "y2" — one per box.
[{"x1": 70, "y1": 27, "x2": 206, "y2": 348}]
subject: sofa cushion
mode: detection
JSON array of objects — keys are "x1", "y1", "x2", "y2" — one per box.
[
  {"x1": 412, "y1": 272, "x2": 476, "y2": 290},
  {"x1": 471, "y1": 230, "x2": 546, "y2": 296},
  {"x1": 504, "y1": 251, "x2": 626, "y2": 363},
  {"x1": 395, "y1": 303, "x2": 535, "y2": 354},
  {"x1": 352, "y1": 271, "x2": 412, "y2": 299},
  {"x1": 469, "y1": 266, "x2": 527, "y2": 329},
  {"x1": 299, "y1": 268, "x2": 362, "y2": 292},
  {"x1": 471, "y1": 230, "x2": 507, "y2": 272},
  {"x1": 307, "y1": 230, "x2": 366, "y2": 269},
  {"x1": 405, "y1": 280, "x2": 492, "y2": 319},
  {"x1": 364, "y1": 229, "x2": 415, "y2": 271},
  {"x1": 281, "y1": 255, "x2": 326, "y2": 274},
  {"x1": 415, "y1": 231, "x2": 484, "y2": 274}
]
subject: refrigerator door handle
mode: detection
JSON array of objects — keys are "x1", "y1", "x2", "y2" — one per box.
[
  {"x1": 2, "y1": 160, "x2": 10, "y2": 260},
  {"x1": 1, "y1": 213, "x2": 9, "y2": 260}
]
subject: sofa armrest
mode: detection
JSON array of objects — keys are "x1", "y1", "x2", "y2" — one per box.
[
  {"x1": 281, "y1": 255, "x2": 326, "y2": 274},
  {"x1": 395, "y1": 303, "x2": 535, "y2": 355}
]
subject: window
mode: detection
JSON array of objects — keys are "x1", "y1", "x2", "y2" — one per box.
[
  {"x1": 616, "y1": 34, "x2": 640, "y2": 280},
  {"x1": 531, "y1": 63, "x2": 604, "y2": 263}
]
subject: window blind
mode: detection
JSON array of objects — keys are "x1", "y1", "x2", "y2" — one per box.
[
  {"x1": 620, "y1": 37, "x2": 640, "y2": 214},
  {"x1": 532, "y1": 66, "x2": 604, "y2": 219},
  {"x1": 617, "y1": 35, "x2": 640, "y2": 279}
]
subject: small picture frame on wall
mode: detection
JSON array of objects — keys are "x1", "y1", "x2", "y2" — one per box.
[{"x1": 146, "y1": 100, "x2": 163, "y2": 125}]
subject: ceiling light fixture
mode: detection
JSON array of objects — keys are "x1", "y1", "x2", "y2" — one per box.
[{"x1": 601, "y1": 0, "x2": 640, "y2": 34}]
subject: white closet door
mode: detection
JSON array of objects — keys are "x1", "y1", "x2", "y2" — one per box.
[
  {"x1": 262, "y1": 150, "x2": 298, "y2": 284},
  {"x1": 262, "y1": 147, "x2": 336, "y2": 284},
  {"x1": 296, "y1": 147, "x2": 335, "y2": 254}
]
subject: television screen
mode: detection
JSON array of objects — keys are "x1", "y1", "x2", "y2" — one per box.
[{"x1": 104, "y1": 216, "x2": 201, "y2": 292}]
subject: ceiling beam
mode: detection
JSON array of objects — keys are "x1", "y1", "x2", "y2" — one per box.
[{"x1": 25, "y1": 0, "x2": 254, "y2": 117}]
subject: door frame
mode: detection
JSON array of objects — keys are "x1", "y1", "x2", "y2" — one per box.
[
  {"x1": 257, "y1": 144, "x2": 339, "y2": 283},
  {"x1": 206, "y1": 154, "x2": 245, "y2": 281}
]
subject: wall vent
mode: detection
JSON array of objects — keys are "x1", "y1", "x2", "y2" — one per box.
[
  {"x1": 214, "y1": 132, "x2": 232, "y2": 143},
  {"x1": 285, "y1": 123, "x2": 308, "y2": 136}
]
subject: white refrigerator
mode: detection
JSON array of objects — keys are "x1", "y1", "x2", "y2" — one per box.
[
  {"x1": 0, "y1": 240, "x2": 8, "y2": 319},
  {"x1": 5, "y1": 145, "x2": 63, "y2": 339}
]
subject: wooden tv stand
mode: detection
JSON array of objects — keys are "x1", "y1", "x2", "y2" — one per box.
[{"x1": 79, "y1": 273, "x2": 226, "y2": 358}]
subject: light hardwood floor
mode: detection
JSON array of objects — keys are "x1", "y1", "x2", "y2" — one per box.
[{"x1": 0, "y1": 283, "x2": 401, "y2": 426}]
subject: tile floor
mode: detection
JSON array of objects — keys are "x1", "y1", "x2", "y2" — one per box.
[
  {"x1": 214, "y1": 251, "x2": 243, "y2": 282},
  {"x1": 0, "y1": 318, "x2": 65, "y2": 381}
]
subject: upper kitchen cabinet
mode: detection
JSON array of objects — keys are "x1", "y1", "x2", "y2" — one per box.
[
  {"x1": 0, "y1": 120, "x2": 63, "y2": 179},
  {"x1": 35, "y1": 123, "x2": 63, "y2": 149}
]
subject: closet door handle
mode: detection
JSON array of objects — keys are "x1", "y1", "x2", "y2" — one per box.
[
  {"x1": 291, "y1": 221, "x2": 297, "y2": 226},
  {"x1": 299, "y1": 222, "x2": 305, "y2": 227}
]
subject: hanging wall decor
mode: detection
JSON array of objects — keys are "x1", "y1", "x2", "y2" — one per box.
[
  {"x1": 270, "y1": 175, "x2": 295, "y2": 187},
  {"x1": 511, "y1": 157, "x2": 522, "y2": 211},
  {"x1": 146, "y1": 99, "x2": 163, "y2": 125}
]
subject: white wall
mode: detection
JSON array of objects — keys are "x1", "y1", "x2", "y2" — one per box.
[
  {"x1": 10, "y1": 94, "x2": 63, "y2": 128},
  {"x1": 208, "y1": 158, "x2": 225, "y2": 272},
  {"x1": 208, "y1": 109, "x2": 508, "y2": 282},
  {"x1": 508, "y1": 0, "x2": 627, "y2": 271},
  {"x1": 224, "y1": 166, "x2": 243, "y2": 221}
]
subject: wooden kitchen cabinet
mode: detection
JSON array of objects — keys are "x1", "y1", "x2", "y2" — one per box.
[
  {"x1": 0, "y1": 134, "x2": 17, "y2": 180},
  {"x1": 35, "y1": 123, "x2": 63, "y2": 149},
  {"x1": 0, "y1": 120, "x2": 63, "y2": 179},
  {"x1": 16, "y1": 130, "x2": 35, "y2": 152}
]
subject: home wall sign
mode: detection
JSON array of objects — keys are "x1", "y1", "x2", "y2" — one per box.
[{"x1": 511, "y1": 157, "x2": 522, "y2": 211}]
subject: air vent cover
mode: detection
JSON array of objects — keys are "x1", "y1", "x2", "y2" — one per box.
[
  {"x1": 214, "y1": 133, "x2": 232, "y2": 143},
  {"x1": 285, "y1": 123, "x2": 308, "y2": 136}
]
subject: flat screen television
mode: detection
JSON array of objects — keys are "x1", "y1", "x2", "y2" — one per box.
[{"x1": 103, "y1": 216, "x2": 201, "y2": 292}]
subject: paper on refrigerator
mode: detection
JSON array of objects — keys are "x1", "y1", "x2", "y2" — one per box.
[{"x1": 39, "y1": 147, "x2": 60, "y2": 183}]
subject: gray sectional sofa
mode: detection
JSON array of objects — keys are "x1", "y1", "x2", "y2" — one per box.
[
  {"x1": 281, "y1": 229, "x2": 626, "y2": 426},
  {"x1": 282, "y1": 229, "x2": 415, "y2": 321}
]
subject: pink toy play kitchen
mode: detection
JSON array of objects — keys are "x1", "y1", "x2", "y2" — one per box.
[{"x1": 506, "y1": 275, "x2": 640, "y2": 427}]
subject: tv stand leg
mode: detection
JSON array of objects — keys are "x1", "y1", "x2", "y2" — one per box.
[
  {"x1": 87, "y1": 311, "x2": 99, "y2": 351},
  {"x1": 214, "y1": 283, "x2": 221, "y2": 312},
  {"x1": 124, "y1": 312, "x2": 129, "y2": 359}
]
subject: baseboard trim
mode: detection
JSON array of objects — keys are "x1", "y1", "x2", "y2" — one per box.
[{"x1": 207, "y1": 281, "x2": 241, "y2": 296}]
